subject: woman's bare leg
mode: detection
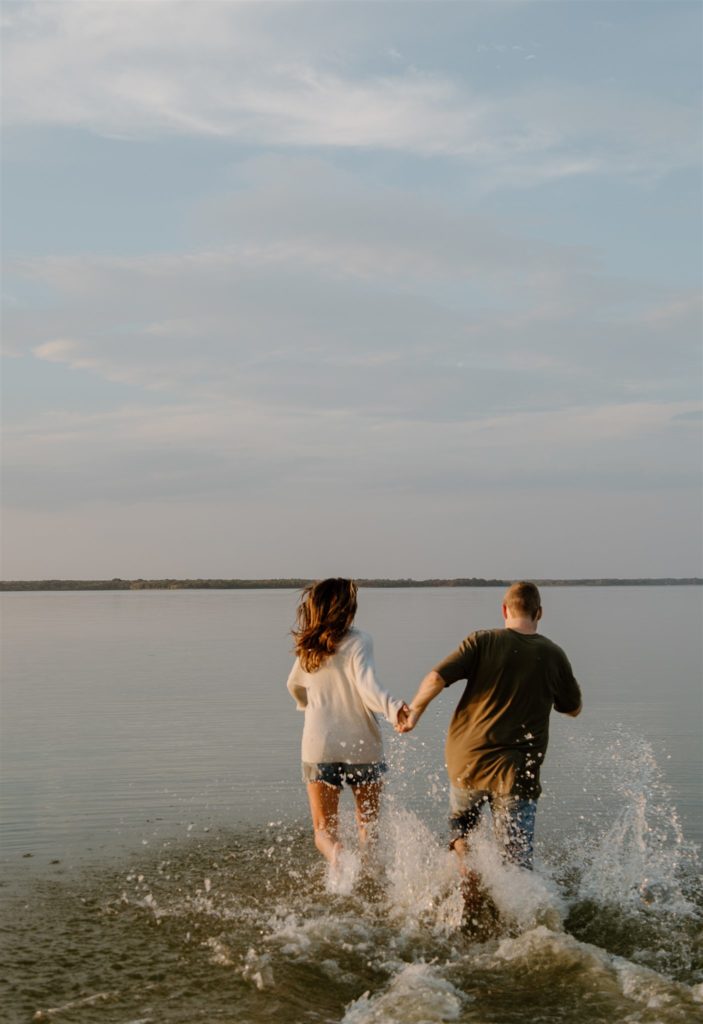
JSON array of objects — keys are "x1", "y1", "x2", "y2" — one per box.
[
  {"x1": 351, "y1": 781, "x2": 382, "y2": 848},
  {"x1": 306, "y1": 782, "x2": 342, "y2": 863}
]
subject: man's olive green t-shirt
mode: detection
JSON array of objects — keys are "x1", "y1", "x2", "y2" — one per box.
[{"x1": 434, "y1": 628, "x2": 581, "y2": 799}]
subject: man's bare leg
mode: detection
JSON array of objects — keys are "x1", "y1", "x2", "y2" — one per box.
[
  {"x1": 452, "y1": 837, "x2": 484, "y2": 917},
  {"x1": 306, "y1": 781, "x2": 342, "y2": 864}
]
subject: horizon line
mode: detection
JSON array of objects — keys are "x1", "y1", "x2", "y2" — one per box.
[{"x1": 2, "y1": 576, "x2": 701, "y2": 591}]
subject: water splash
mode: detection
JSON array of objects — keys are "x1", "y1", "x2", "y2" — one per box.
[
  {"x1": 382, "y1": 805, "x2": 461, "y2": 935},
  {"x1": 466, "y1": 827, "x2": 565, "y2": 934},
  {"x1": 576, "y1": 729, "x2": 700, "y2": 913},
  {"x1": 554, "y1": 729, "x2": 703, "y2": 985},
  {"x1": 327, "y1": 848, "x2": 362, "y2": 896}
]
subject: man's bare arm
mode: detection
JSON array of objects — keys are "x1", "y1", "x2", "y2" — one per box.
[{"x1": 397, "y1": 670, "x2": 445, "y2": 732}]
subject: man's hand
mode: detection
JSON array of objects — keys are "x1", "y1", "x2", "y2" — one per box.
[{"x1": 395, "y1": 671, "x2": 445, "y2": 733}]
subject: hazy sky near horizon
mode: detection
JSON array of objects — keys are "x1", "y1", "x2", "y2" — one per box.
[{"x1": 2, "y1": 0, "x2": 702, "y2": 580}]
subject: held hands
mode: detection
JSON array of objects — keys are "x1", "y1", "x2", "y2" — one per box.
[
  {"x1": 395, "y1": 672, "x2": 441, "y2": 734},
  {"x1": 395, "y1": 703, "x2": 420, "y2": 734},
  {"x1": 395, "y1": 703, "x2": 411, "y2": 732}
]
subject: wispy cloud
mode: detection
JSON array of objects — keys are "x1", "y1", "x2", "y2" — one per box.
[
  {"x1": 7, "y1": 151, "x2": 698, "y2": 422},
  {"x1": 7, "y1": 244, "x2": 696, "y2": 412},
  {"x1": 4, "y1": 391, "x2": 700, "y2": 515},
  {"x1": 3, "y1": 3, "x2": 698, "y2": 184}
]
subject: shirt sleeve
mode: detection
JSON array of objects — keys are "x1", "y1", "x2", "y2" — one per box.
[
  {"x1": 350, "y1": 633, "x2": 404, "y2": 726},
  {"x1": 286, "y1": 660, "x2": 308, "y2": 710},
  {"x1": 552, "y1": 651, "x2": 582, "y2": 714},
  {"x1": 432, "y1": 632, "x2": 480, "y2": 686}
]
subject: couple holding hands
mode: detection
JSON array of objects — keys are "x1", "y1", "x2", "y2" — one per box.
[{"x1": 287, "y1": 578, "x2": 581, "y2": 880}]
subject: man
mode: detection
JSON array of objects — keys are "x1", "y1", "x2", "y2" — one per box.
[{"x1": 398, "y1": 581, "x2": 582, "y2": 872}]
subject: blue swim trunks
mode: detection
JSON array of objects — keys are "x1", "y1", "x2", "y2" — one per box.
[{"x1": 449, "y1": 786, "x2": 537, "y2": 869}]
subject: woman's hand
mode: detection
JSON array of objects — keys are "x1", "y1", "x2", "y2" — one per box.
[{"x1": 395, "y1": 702, "x2": 418, "y2": 733}]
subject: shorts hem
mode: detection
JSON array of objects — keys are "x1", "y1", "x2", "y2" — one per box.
[{"x1": 302, "y1": 761, "x2": 388, "y2": 788}]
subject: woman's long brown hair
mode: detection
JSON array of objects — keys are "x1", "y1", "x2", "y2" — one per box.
[{"x1": 292, "y1": 578, "x2": 358, "y2": 673}]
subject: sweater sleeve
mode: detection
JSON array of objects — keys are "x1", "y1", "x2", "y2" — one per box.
[
  {"x1": 350, "y1": 632, "x2": 404, "y2": 726},
  {"x1": 286, "y1": 660, "x2": 308, "y2": 710}
]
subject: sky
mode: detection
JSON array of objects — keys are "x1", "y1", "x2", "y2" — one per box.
[{"x1": 2, "y1": 0, "x2": 702, "y2": 581}]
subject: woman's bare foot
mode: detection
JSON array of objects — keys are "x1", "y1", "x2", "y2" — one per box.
[{"x1": 313, "y1": 828, "x2": 340, "y2": 864}]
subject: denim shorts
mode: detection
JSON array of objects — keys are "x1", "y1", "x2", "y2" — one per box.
[
  {"x1": 449, "y1": 786, "x2": 537, "y2": 870},
  {"x1": 302, "y1": 761, "x2": 388, "y2": 788}
]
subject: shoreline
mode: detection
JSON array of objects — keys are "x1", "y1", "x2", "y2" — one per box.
[{"x1": 1, "y1": 576, "x2": 701, "y2": 591}]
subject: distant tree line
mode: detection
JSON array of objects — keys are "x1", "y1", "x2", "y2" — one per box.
[{"x1": 1, "y1": 577, "x2": 700, "y2": 591}]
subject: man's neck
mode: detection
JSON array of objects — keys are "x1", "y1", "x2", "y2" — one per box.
[{"x1": 504, "y1": 618, "x2": 539, "y2": 635}]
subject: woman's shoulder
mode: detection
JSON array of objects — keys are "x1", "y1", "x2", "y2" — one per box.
[
  {"x1": 339, "y1": 628, "x2": 372, "y2": 654},
  {"x1": 334, "y1": 626, "x2": 364, "y2": 646}
]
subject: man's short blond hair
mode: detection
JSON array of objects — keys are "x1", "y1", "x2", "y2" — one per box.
[{"x1": 504, "y1": 581, "x2": 542, "y2": 620}]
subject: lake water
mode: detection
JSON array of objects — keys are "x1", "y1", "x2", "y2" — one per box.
[{"x1": 1, "y1": 587, "x2": 702, "y2": 1023}]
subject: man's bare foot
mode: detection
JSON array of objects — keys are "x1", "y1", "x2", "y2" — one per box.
[
  {"x1": 458, "y1": 868, "x2": 500, "y2": 938},
  {"x1": 460, "y1": 868, "x2": 484, "y2": 917}
]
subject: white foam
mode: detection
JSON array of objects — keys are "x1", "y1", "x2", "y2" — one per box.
[
  {"x1": 264, "y1": 909, "x2": 376, "y2": 960},
  {"x1": 490, "y1": 925, "x2": 701, "y2": 1020},
  {"x1": 33, "y1": 991, "x2": 118, "y2": 1020},
  {"x1": 240, "y1": 947, "x2": 275, "y2": 990},
  {"x1": 342, "y1": 962, "x2": 466, "y2": 1024},
  {"x1": 326, "y1": 848, "x2": 361, "y2": 896},
  {"x1": 204, "y1": 936, "x2": 235, "y2": 966},
  {"x1": 493, "y1": 924, "x2": 612, "y2": 974}
]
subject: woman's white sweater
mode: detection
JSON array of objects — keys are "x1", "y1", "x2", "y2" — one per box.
[{"x1": 286, "y1": 628, "x2": 404, "y2": 764}]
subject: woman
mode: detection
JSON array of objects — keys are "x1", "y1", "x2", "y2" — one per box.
[{"x1": 287, "y1": 578, "x2": 408, "y2": 868}]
